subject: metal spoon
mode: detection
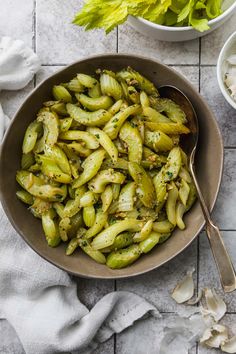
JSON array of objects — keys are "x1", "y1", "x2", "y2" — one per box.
[{"x1": 159, "y1": 85, "x2": 236, "y2": 293}]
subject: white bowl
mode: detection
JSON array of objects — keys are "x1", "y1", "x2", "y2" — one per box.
[
  {"x1": 128, "y1": 0, "x2": 236, "y2": 42},
  {"x1": 217, "y1": 31, "x2": 236, "y2": 110}
]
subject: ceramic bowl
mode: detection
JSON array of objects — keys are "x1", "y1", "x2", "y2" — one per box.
[
  {"x1": 128, "y1": 0, "x2": 236, "y2": 42},
  {"x1": 0, "y1": 54, "x2": 224, "y2": 279},
  {"x1": 217, "y1": 31, "x2": 236, "y2": 110}
]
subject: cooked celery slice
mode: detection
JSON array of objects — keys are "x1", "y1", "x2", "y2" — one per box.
[
  {"x1": 76, "y1": 93, "x2": 113, "y2": 111},
  {"x1": 106, "y1": 244, "x2": 141, "y2": 269},
  {"x1": 67, "y1": 103, "x2": 111, "y2": 126},
  {"x1": 92, "y1": 219, "x2": 142, "y2": 250},
  {"x1": 119, "y1": 121, "x2": 143, "y2": 164},
  {"x1": 128, "y1": 162, "x2": 155, "y2": 208}
]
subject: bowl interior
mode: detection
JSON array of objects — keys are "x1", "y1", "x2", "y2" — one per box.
[
  {"x1": 218, "y1": 32, "x2": 236, "y2": 109},
  {"x1": 0, "y1": 54, "x2": 223, "y2": 279}
]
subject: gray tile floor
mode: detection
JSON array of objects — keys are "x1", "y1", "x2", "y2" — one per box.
[{"x1": 0, "y1": 1, "x2": 236, "y2": 353}]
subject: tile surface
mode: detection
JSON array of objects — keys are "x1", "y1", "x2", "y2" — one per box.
[
  {"x1": 212, "y1": 149, "x2": 236, "y2": 229},
  {"x1": 1, "y1": 1, "x2": 236, "y2": 354},
  {"x1": 0, "y1": 0, "x2": 34, "y2": 47},
  {"x1": 201, "y1": 12, "x2": 236, "y2": 65},
  {"x1": 36, "y1": 0, "x2": 116, "y2": 64},
  {"x1": 118, "y1": 23, "x2": 199, "y2": 65}
]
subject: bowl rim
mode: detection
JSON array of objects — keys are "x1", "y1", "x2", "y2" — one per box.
[
  {"x1": 217, "y1": 31, "x2": 236, "y2": 110},
  {"x1": 132, "y1": 1, "x2": 236, "y2": 32},
  {"x1": 0, "y1": 53, "x2": 224, "y2": 279}
]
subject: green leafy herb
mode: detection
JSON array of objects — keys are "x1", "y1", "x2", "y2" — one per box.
[{"x1": 73, "y1": 0, "x2": 223, "y2": 34}]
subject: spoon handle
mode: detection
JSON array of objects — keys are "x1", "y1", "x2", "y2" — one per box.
[{"x1": 189, "y1": 160, "x2": 236, "y2": 293}]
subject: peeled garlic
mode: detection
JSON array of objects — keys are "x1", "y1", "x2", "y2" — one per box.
[
  {"x1": 200, "y1": 324, "x2": 229, "y2": 348},
  {"x1": 203, "y1": 288, "x2": 227, "y2": 322},
  {"x1": 221, "y1": 335, "x2": 236, "y2": 353},
  {"x1": 171, "y1": 269, "x2": 195, "y2": 304}
]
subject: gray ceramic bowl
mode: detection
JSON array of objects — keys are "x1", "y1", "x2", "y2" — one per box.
[{"x1": 0, "y1": 54, "x2": 224, "y2": 279}]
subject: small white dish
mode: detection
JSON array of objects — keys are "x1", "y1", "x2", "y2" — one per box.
[
  {"x1": 217, "y1": 31, "x2": 236, "y2": 110},
  {"x1": 128, "y1": 0, "x2": 236, "y2": 42}
]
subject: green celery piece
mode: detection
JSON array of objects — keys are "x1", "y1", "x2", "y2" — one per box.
[
  {"x1": 144, "y1": 0, "x2": 172, "y2": 22},
  {"x1": 190, "y1": 17, "x2": 210, "y2": 32},
  {"x1": 195, "y1": 1, "x2": 206, "y2": 10},
  {"x1": 164, "y1": 10, "x2": 178, "y2": 26},
  {"x1": 206, "y1": 0, "x2": 222, "y2": 19},
  {"x1": 177, "y1": 0, "x2": 195, "y2": 23},
  {"x1": 73, "y1": 0, "x2": 223, "y2": 34}
]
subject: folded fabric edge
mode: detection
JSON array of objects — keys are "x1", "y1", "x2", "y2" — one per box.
[
  {"x1": 74, "y1": 301, "x2": 156, "y2": 354},
  {"x1": 77, "y1": 302, "x2": 159, "y2": 354},
  {"x1": 95, "y1": 300, "x2": 159, "y2": 343}
]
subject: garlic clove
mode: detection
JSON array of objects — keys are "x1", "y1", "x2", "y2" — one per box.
[
  {"x1": 221, "y1": 335, "x2": 236, "y2": 353},
  {"x1": 200, "y1": 324, "x2": 229, "y2": 348},
  {"x1": 203, "y1": 288, "x2": 227, "y2": 322},
  {"x1": 171, "y1": 269, "x2": 195, "y2": 304}
]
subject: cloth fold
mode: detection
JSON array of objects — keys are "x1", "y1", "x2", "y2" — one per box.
[
  {"x1": 0, "y1": 36, "x2": 40, "y2": 140},
  {"x1": 0, "y1": 205, "x2": 159, "y2": 354}
]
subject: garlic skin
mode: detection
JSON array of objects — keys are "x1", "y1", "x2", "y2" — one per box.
[
  {"x1": 202, "y1": 288, "x2": 227, "y2": 322},
  {"x1": 221, "y1": 335, "x2": 236, "y2": 353},
  {"x1": 187, "y1": 289, "x2": 203, "y2": 305},
  {"x1": 200, "y1": 324, "x2": 229, "y2": 348},
  {"x1": 171, "y1": 269, "x2": 195, "y2": 304}
]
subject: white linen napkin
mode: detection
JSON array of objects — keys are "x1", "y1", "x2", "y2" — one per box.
[
  {"x1": 0, "y1": 204, "x2": 159, "y2": 354},
  {"x1": 0, "y1": 36, "x2": 40, "y2": 140},
  {"x1": 0, "y1": 37, "x2": 159, "y2": 354}
]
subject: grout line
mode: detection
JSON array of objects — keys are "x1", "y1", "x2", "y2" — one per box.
[
  {"x1": 32, "y1": 0, "x2": 36, "y2": 52},
  {"x1": 199, "y1": 37, "x2": 201, "y2": 66},
  {"x1": 40, "y1": 63, "x2": 217, "y2": 68},
  {"x1": 116, "y1": 26, "x2": 119, "y2": 53},
  {"x1": 198, "y1": 37, "x2": 201, "y2": 94},
  {"x1": 114, "y1": 332, "x2": 117, "y2": 354},
  {"x1": 224, "y1": 146, "x2": 236, "y2": 149},
  {"x1": 41, "y1": 63, "x2": 68, "y2": 67},
  {"x1": 33, "y1": 0, "x2": 37, "y2": 88},
  {"x1": 196, "y1": 238, "x2": 200, "y2": 295}
]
